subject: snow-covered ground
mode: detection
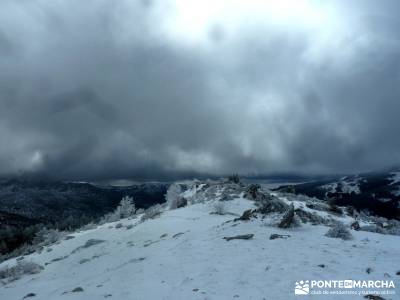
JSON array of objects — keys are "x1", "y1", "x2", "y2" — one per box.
[
  {"x1": 321, "y1": 176, "x2": 361, "y2": 195},
  {"x1": 0, "y1": 190, "x2": 399, "y2": 300}
]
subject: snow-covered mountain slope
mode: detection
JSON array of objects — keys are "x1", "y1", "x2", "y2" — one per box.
[
  {"x1": 1, "y1": 186, "x2": 399, "y2": 300},
  {"x1": 276, "y1": 170, "x2": 400, "y2": 219}
]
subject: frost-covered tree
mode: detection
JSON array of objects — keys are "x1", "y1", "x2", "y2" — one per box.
[
  {"x1": 99, "y1": 196, "x2": 136, "y2": 224},
  {"x1": 166, "y1": 184, "x2": 183, "y2": 209},
  {"x1": 115, "y1": 196, "x2": 136, "y2": 219}
]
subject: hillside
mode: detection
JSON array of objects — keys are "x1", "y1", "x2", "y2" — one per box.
[
  {"x1": 0, "y1": 179, "x2": 168, "y2": 223},
  {"x1": 0, "y1": 179, "x2": 169, "y2": 256},
  {"x1": 276, "y1": 170, "x2": 400, "y2": 219},
  {"x1": 0, "y1": 181, "x2": 399, "y2": 299}
]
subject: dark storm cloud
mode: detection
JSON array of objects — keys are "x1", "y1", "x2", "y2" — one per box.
[{"x1": 0, "y1": 0, "x2": 400, "y2": 180}]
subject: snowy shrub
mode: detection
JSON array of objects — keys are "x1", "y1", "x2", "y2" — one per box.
[
  {"x1": 386, "y1": 226, "x2": 400, "y2": 236},
  {"x1": 166, "y1": 183, "x2": 183, "y2": 209},
  {"x1": 257, "y1": 194, "x2": 288, "y2": 214},
  {"x1": 141, "y1": 204, "x2": 163, "y2": 221},
  {"x1": 278, "y1": 204, "x2": 300, "y2": 228},
  {"x1": 115, "y1": 196, "x2": 136, "y2": 219},
  {"x1": 326, "y1": 197, "x2": 343, "y2": 215},
  {"x1": 33, "y1": 228, "x2": 65, "y2": 248},
  {"x1": 176, "y1": 197, "x2": 188, "y2": 208},
  {"x1": 135, "y1": 208, "x2": 145, "y2": 215},
  {"x1": 213, "y1": 201, "x2": 226, "y2": 215},
  {"x1": 245, "y1": 184, "x2": 261, "y2": 199},
  {"x1": 328, "y1": 204, "x2": 343, "y2": 215},
  {"x1": 325, "y1": 223, "x2": 353, "y2": 240},
  {"x1": 79, "y1": 222, "x2": 97, "y2": 231},
  {"x1": 359, "y1": 225, "x2": 387, "y2": 235},
  {"x1": 0, "y1": 261, "x2": 43, "y2": 282},
  {"x1": 100, "y1": 196, "x2": 136, "y2": 224},
  {"x1": 295, "y1": 209, "x2": 327, "y2": 225}
]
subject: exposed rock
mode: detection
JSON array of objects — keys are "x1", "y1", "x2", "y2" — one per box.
[
  {"x1": 71, "y1": 239, "x2": 105, "y2": 254},
  {"x1": 269, "y1": 234, "x2": 290, "y2": 240},
  {"x1": 177, "y1": 197, "x2": 187, "y2": 208},
  {"x1": 234, "y1": 209, "x2": 253, "y2": 221},
  {"x1": 350, "y1": 221, "x2": 360, "y2": 231},
  {"x1": 128, "y1": 257, "x2": 146, "y2": 263},
  {"x1": 223, "y1": 234, "x2": 254, "y2": 241},
  {"x1": 79, "y1": 258, "x2": 91, "y2": 264},
  {"x1": 23, "y1": 293, "x2": 36, "y2": 299},
  {"x1": 72, "y1": 287, "x2": 84, "y2": 293},
  {"x1": 173, "y1": 232, "x2": 185, "y2": 238},
  {"x1": 51, "y1": 255, "x2": 68, "y2": 262}
]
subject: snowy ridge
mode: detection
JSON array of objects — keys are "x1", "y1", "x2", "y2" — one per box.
[
  {"x1": 0, "y1": 183, "x2": 399, "y2": 300},
  {"x1": 321, "y1": 176, "x2": 361, "y2": 195}
]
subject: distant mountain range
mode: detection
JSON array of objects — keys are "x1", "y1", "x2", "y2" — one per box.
[
  {"x1": 0, "y1": 178, "x2": 169, "y2": 229},
  {"x1": 276, "y1": 170, "x2": 400, "y2": 219}
]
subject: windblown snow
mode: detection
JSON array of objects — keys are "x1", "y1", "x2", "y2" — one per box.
[{"x1": 0, "y1": 183, "x2": 399, "y2": 300}]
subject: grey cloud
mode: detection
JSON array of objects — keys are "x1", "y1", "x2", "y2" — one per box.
[{"x1": 0, "y1": 0, "x2": 400, "y2": 180}]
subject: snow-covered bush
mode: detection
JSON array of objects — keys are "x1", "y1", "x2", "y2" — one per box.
[
  {"x1": 79, "y1": 222, "x2": 97, "y2": 231},
  {"x1": 166, "y1": 184, "x2": 183, "y2": 209},
  {"x1": 33, "y1": 228, "x2": 65, "y2": 248},
  {"x1": 115, "y1": 196, "x2": 136, "y2": 219},
  {"x1": 213, "y1": 201, "x2": 226, "y2": 215},
  {"x1": 295, "y1": 209, "x2": 327, "y2": 225},
  {"x1": 135, "y1": 208, "x2": 145, "y2": 215},
  {"x1": 141, "y1": 204, "x2": 163, "y2": 221},
  {"x1": 245, "y1": 184, "x2": 261, "y2": 199},
  {"x1": 100, "y1": 196, "x2": 136, "y2": 224},
  {"x1": 0, "y1": 261, "x2": 43, "y2": 282},
  {"x1": 257, "y1": 194, "x2": 288, "y2": 214},
  {"x1": 359, "y1": 225, "x2": 387, "y2": 235},
  {"x1": 325, "y1": 222, "x2": 353, "y2": 240}
]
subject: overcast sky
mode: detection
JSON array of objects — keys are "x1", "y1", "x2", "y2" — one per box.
[{"x1": 0, "y1": 0, "x2": 400, "y2": 180}]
